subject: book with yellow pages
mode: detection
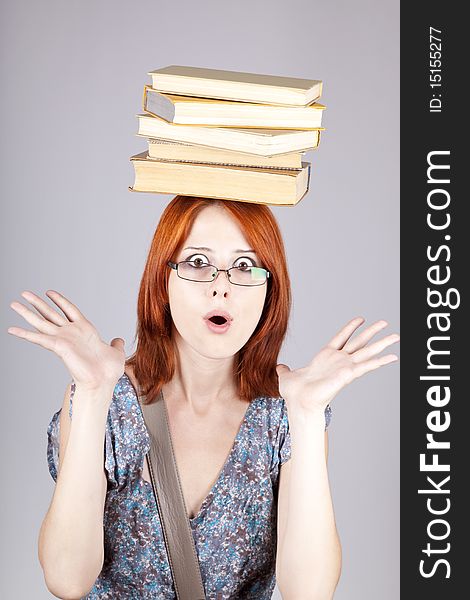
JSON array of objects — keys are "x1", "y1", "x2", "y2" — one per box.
[
  {"x1": 142, "y1": 86, "x2": 325, "y2": 128},
  {"x1": 129, "y1": 151, "x2": 311, "y2": 206},
  {"x1": 137, "y1": 114, "x2": 322, "y2": 156},
  {"x1": 148, "y1": 65, "x2": 322, "y2": 106},
  {"x1": 147, "y1": 139, "x2": 306, "y2": 169}
]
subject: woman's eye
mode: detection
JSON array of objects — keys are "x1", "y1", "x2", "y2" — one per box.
[
  {"x1": 233, "y1": 256, "x2": 256, "y2": 270},
  {"x1": 186, "y1": 254, "x2": 209, "y2": 267}
]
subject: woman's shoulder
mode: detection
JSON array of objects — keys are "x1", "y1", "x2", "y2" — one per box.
[
  {"x1": 102, "y1": 372, "x2": 150, "y2": 491},
  {"x1": 248, "y1": 395, "x2": 289, "y2": 441},
  {"x1": 251, "y1": 394, "x2": 287, "y2": 417},
  {"x1": 109, "y1": 371, "x2": 147, "y2": 425},
  {"x1": 249, "y1": 394, "x2": 332, "y2": 447},
  {"x1": 46, "y1": 371, "x2": 147, "y2": 488}
]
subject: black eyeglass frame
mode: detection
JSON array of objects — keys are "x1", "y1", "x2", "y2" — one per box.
[{"x1": 167, "y1": 260, "x2": 271, "y2": 287}]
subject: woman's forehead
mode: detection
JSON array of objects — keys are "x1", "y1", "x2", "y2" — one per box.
[{"x1": 183, "y1": 206, "x2": 251, "y2": 249}]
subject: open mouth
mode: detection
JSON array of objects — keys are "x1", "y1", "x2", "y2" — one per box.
[{"x1": 209, "y1": 315, "x2": 228, "y2": 325}]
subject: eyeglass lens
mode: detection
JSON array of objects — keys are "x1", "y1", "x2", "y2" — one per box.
[{"x1": 177, "y1": 262, "x2": 267, "y2": 286}]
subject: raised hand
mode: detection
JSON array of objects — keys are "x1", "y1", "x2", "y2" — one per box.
[
  {"x1": 8, "y1": 290, "x2": 125, "y2": 391},
  {"x1": 275, "y1": 317, "x2": 399, "y2": 415}
]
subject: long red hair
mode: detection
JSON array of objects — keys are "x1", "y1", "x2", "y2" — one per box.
[{"x1": 126, "y1": 196, "x2": 291, "y2": 404}]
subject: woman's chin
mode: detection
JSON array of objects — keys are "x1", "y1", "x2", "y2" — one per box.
[{"x1": 195, "y1": 336, "x2": 243, "y2": 360}]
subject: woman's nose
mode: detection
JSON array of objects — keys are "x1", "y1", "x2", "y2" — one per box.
[{"x1": 209, "y1": 270, "x2": 231, "y2": 296}]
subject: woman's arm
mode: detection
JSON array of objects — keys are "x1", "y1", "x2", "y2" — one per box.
[
  {"x1": 8, "y1": 290, "x2": 125, "y2": 598},
  {"x1": 276, "y1": 414, "x2": 341, "y2": 600},
  {"x1": 274, "y1": 317, "x2": 399, "y2": 600},
  {"x1": 38, "y1": 382, "x2": 113, "y2": 599}
]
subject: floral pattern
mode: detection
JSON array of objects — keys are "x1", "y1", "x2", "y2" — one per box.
[{"x1": 47, "y1": 373, "x2": 331, "y2": 599}]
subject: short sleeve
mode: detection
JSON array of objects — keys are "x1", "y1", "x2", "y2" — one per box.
[
  {"x1": 46, "y1": 379, "x2": 120, "y2": 491},
  {"x1": 277, "y1": 401, "x2": 333, "y2": 467},
  {"x1": 46, "y1": 380, "x2": 75, "y2": 482}
]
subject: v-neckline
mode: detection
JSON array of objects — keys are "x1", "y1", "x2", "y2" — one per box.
[
  {"x1": 124, "y1": 373, "x2": 255, "y2": 523},
  {"x1": 186, "y1": 397, "x2": 255, "y2": 523}
]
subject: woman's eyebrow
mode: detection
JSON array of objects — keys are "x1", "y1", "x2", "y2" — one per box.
[{"x1": 183, "y1": 246, "x2": 257, "y2": 254}]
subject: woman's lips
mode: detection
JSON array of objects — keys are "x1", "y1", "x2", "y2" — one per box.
[
  {"x1": 203, "y1": 310, "x2": 233, "y2": 334},
  {"x1": 204, "y1": 318, "x2": 231, "y2": 334}
]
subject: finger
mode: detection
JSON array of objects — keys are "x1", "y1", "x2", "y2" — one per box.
[
  {"x1": 276, "y1": 363, "x2": 291, "y2": 376},
  {"x1": 351, "y1": 334, "x2": 400, "y2": 363},
  {"x1": 10, "y1": 301, "x2": 57, "y2": 335},
  {"x1": 20, "y1": 291, "x2": 67, "y2": 326},
  {"x1": 45, "y1": 290, "x2": 85, "y2": 322},
  {"x1": 343, "y1": 320, "x2": 388, "y2": 354},
  {"x1": 327, "y1": 317, "x2": 365, "y2": 350},
  {"x1": 7, "y1": 326, "x2": 56, "y2": 351},
  {"x1": 111, "y1": 338, "x2": 126, "y2": 353},
  {"x1": 353, "y1": 353, "x2": 398, "y2": 377}
]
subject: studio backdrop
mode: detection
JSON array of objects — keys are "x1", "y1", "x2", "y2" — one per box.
[{"x1": 0, "y1": 1, "x2": 399, "y2": 598}]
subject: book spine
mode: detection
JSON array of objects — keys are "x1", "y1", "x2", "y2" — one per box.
[
  {"x1": 150, "y1": 75, "x2": 316, "y2": 106},
  {"x1": 144, "y1": 156, "x2": 303, "y2": 171}
]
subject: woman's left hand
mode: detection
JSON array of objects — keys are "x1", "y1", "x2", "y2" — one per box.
[{"x1": 276, "y1": 317, "x2": 400, "y2": 416}]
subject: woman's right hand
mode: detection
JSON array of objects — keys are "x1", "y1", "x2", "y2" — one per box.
[{"x1": 8, "y1": 290, "x2": 126, "y2": 392}]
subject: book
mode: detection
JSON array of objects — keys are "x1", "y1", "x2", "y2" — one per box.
[
  {"x1": 148, "y1": 65, "x2": 322, "y2": 106},
  {"x1": 137, "y1": 114, "x2": 322, "y2": 156},
  {"x1": 147, "y1": 139, "x2": 305, "y2": 169},
  {"x1": 129, "y1": 151, "x2": 311, "y2": 206},
  {"x1": 143, "y1": 86, "x2": 325, "y2": 129}
]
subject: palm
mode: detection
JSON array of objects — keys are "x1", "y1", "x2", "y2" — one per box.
[
  {"x1": 276, "y1": 317, "x2": 399, "y2": 415},
  {"x1": 56, "y1": 321, "x2": 125, "y2": 385},
  {"x1": 8, "y1": 290, "x2": 126, "y2": 389}
]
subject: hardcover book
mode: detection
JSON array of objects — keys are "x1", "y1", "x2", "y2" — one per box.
[
  {"x1": 129, "y1": 151, "x2": 311, "y2": 206},
  {"x1": 137, "y1": 114, "x2": 322, "y2": 156},
  {"x1": 147, "y1": 139, "x2": 305, "y2": 169},
  {"x1": 143, "y1": 86, "x2": 325, "y2": 129},
  {"x1": 148, "y1": 65, "x2": 322, "y2": 106}
]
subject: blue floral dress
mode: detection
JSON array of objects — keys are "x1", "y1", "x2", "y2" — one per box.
[{"x1": 47, "y1": 373, "x2": 332, "y2": 599}]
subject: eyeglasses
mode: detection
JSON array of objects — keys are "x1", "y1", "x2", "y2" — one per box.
[{"x1": 167, "y1": 260, "x2": 270, "y2": 287}]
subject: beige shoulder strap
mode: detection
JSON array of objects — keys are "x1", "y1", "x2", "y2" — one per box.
[{"x1": 124, "y1": 367, "x2": 206, "y2": 599}]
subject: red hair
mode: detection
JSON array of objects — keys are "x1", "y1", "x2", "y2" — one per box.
[{"x1": 126, "y1": 196, "x2": 291, "y2": 404}]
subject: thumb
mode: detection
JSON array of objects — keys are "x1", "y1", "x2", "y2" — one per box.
[
  {"x1": 110, "y1": 337, "x2": 125, "y2": 349},
  {"x1": 276, "y1": 363, "x2": 291, "y2": 377}
]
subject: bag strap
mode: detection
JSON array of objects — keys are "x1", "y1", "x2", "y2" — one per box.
[{"x1": 124, "y1": 368, "x2": 206, "y2": 600}]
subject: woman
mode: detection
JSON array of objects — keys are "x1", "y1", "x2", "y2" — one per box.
[{"x1": 8, "y1": 195, "x2": 399, "y2": 599}]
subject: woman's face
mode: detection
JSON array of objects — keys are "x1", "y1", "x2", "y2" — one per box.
[{"x1": 168, "y1": 204, "x2": 268, "y2": 359}]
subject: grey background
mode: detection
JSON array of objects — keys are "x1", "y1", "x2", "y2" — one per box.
[{"x1": 0, "y1": 0, "x2": 399, "y2": 598}]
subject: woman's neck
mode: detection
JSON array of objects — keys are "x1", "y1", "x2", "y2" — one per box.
[{"x1": 164, "y1": 336, "x2": 240, "y2": 413}]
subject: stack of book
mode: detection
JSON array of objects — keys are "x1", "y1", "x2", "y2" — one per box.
[{"x1": 129, "y1": 65, "x2": 325, "y2": 206}]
